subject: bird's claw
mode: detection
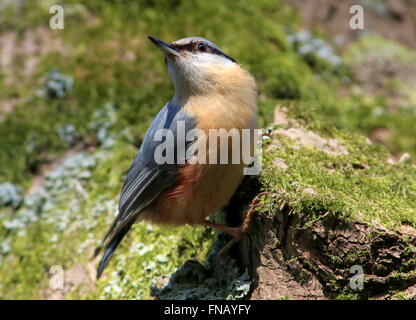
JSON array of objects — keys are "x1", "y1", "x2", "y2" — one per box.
[{"x1": 214, "y1": 191, "x2": 269, "y2": 260}]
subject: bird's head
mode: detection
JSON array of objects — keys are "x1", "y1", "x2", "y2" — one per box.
[{"x1": 148, "y1": 36, "x2": 254, "y2": 100}]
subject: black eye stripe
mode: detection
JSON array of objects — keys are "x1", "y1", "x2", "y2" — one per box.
[
  {"x1": 170, "y1": 41, "x2": 236, "y2": 63},
  {"x1": 212, "y1": 48, "x2": 236, "y2": 63}
]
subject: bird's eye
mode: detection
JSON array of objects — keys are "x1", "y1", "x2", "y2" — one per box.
[{"x1": 197, "y1": 42, "x2": 207, "y2": 51}]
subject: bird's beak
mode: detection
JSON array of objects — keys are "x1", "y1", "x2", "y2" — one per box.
[{"x1": 148, "y1": 36, "x2": 180, "y2": 57}]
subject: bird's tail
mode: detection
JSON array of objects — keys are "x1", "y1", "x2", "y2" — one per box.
[{"x1": 96, "y1": 224, "x2": 132, "y2": 279}]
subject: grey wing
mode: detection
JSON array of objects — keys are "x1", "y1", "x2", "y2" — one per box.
[{"x1": 96, "y1": 101, "x2": 196, "y2": 278}]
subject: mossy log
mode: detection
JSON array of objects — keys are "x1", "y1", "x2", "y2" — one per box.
[
  {"x1": 224, "y1": 107, "x2": 416, "y2": 300},
  {"x1": 229, "y1": 189, "x2": 416, "y2": 299}
]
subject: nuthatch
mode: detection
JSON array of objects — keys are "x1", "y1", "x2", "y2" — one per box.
[{"x1": 96, "y1": 36, "x2": 259, "y2": 279}]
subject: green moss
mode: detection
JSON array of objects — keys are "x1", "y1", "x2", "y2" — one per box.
[
  {"x1": 336, "y1": 293, "x2": 360, "y2": 300},
  {"x1": 149, "y1": 236, "x2": 250, "y2": 300},
  {"x1": 0, "y1": 144, "x2": 216, "y2": 299},
  {"x1": 260, "y1": 124, "x2": 416, "y2": 229},
  {"x1": 392, "y1": 289, "x2": 415, "y2": 300},
  {"x1": 89, "y1": 223, "x2": 216, "y2": 300}
]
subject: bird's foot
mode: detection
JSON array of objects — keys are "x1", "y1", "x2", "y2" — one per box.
[{"x1": 203, "y1": 191, "x2": 268, "y2": 259}]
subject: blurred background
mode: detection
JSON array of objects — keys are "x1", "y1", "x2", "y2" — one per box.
[{"x1": 0, "y1": 0, "x2": 415, "y2": 299}]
